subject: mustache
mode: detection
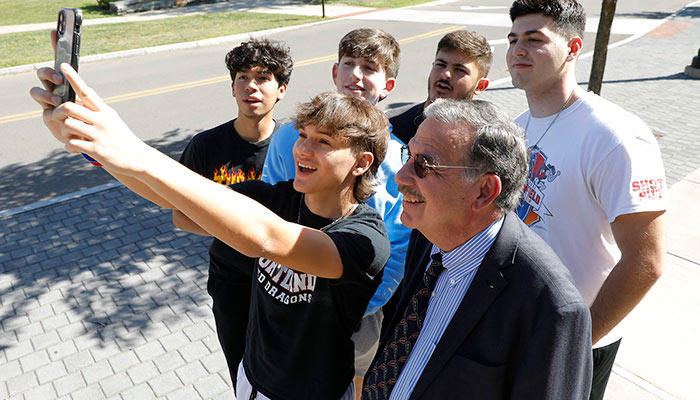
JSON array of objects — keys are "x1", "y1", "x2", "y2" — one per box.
[
  {"x1": 398, "y1": 184, "x2": 425, "y2": 201},
  {"x1": 434, "y1": 79, "x2": 452, "y2": 90}
]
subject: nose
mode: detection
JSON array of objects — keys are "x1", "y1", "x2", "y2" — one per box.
[
  {"x1": 293, "y1": 136, "x2": 313, "y2": 158},
  {"x1": 244, "y1": 78, "x2": 259, "y2": 93},
  {"x1": 510, "y1": 39, "x2": 527, "y2": 58},
  {"x1": 350, "y1": 65, "x2": 362, "y2": 80},
  {"x1": 440, "y1": 68, "x2": 452, "y2": 81},
  {"x1": 394, "y1": 160, "x2": 415, "y2": 186}
]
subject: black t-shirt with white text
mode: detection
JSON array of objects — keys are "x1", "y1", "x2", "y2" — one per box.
[{"x1": 231, "y1": 180, "x2": 390, "y2": 400}]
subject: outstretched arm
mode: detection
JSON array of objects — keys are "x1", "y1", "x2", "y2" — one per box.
[{"x1": 30, "y1": 64, "x2": 345, "y2": 279}]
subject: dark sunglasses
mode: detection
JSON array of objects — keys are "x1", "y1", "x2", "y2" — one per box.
[{"x1": 400, "y1": 145, "x2": 479, "y2": 178}]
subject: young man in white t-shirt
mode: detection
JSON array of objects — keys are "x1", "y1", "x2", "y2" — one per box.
[{"x1": 506, "y1": 1, "x2": 667, "y2": 399}]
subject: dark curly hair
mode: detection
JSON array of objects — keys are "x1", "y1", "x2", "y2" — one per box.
[{"x1": 225, "y1": 38, "x2": 294, "y2": 85}]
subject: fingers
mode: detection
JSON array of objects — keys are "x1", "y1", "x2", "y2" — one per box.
[
  {"x1": 63, "y1": 116, "x2": 96, "y2": 142},
  {"x1": 29, "y1": 86, "x2": 62, "y2": 110},
  {"x1": 60, "y1": 64, "x2": 106, "y2": 112},
  {"x1": 51, "y1": 30, "x2": 58, "y2": 51},
  {"x1": 55, "y1": 101, "x2": 99, "y2": 128},
  {"x1": 36, "y1": 67, "x2": 63, "y2": 92}
]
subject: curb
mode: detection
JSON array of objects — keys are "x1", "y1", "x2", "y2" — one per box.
[
  {"x1": 0, "y1": 16, "x2": 340, "y2": 77},
  {"x1": 0, "y1": 181, "x2": 123, "y2": 219}
]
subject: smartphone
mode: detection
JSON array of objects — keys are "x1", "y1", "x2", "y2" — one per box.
[{"x1": 53, "y1": 8, "x2": 82, "y2": 103}]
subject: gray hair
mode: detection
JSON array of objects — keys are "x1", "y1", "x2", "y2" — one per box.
[{"x1": 423, "y1": 99, "x2": 529, "y2": 213}]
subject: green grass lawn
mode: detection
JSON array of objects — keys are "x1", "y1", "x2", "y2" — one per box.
[
  {"x1": 0, "y1": 0, "x2": 113, "y2": 26},
  {"x1": 320, "y1": 0, "x2": 433, "y2": 7},
  {"x1": 0, "y1": 0, "x2": 433, "y2": 68},
  {"x1": 0, "y1": 12, "x2": 320, "y2": 68}
]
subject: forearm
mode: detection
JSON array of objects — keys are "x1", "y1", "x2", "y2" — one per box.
[
  {"x1": 589, "y1": 256, "x2": 662, "y2": 344},
  {"x1": 136, "y1": 147, "x2": 294, "y2": 257},
  {"x1": 105, "y1": 168, "x2": 176, "y2": 209},
  {"x1": 172, "y1": 210, "x2": 211, "y2": 236},
  {"x1": 591, "y1": 211, "x2": 665, "y2": 344}
]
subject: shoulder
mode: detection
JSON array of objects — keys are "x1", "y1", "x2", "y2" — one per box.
[
  {"x1": 386, "y1": 102, "x2": 423, "y2": 120},
  {"x1": 189, "y1": 120, "x2": 234, "y2": 145},
  {"x1": 577, "y1": 92, "x2": 654, "y2": 144},
  {"x1": 499, "y1": 214, "x2": 587, "y2": 309}
]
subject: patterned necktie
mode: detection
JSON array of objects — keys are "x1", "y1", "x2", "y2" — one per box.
[{"x1": 363, "y1": 252, "x2": 446, "y2": 400}]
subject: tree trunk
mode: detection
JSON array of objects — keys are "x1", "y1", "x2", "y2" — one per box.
[{"x1": 588, "y1": 0, "x2": 618, "y2": 94}]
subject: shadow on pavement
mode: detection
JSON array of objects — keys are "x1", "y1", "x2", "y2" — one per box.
[
  {"x1": 0, "y1": 129, "x2": 195, "y2": 212},
  {"x1": 0, "y1": 128, "x2": 214, "y2": 351}
]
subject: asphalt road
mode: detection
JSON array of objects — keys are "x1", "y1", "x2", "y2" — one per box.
[{"x1": 0, "y1": 0, "x2": 690, "y2": 211}]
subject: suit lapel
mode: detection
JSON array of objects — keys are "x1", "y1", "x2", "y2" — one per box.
[{"x1": 409, "y1": 213, "x2": 522, "y2": 400}]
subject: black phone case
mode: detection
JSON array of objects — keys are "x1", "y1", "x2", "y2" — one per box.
[{"x1": 53, "y1": 8, "x2": 82, "y2": 103}]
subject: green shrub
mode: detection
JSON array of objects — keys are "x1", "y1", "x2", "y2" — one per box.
[{"x1": 97, "y1": 0, "x2": 116, "y2": 9}]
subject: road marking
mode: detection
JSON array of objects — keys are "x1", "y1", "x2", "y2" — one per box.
[{"x1": 1, "y1": 25, "x2": 462, "y2": 125}]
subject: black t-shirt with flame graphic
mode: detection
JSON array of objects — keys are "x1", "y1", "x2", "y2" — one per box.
[{"x1": 179, "y1": 118, "x2": 274, "y2": 280}]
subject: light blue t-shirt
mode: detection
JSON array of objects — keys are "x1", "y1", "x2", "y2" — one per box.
[{"x1": 261, "y1": 121, "x2": 409, "y2": 316}]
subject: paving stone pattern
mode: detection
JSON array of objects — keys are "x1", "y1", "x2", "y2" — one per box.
[{"x1": 0, "y1": 188, "x2": 231, "y2": 399}]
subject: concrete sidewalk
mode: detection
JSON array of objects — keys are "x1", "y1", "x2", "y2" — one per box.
[
  {"x1": 2, "y1": 2, "x2": 700, "y2": 400},
  {"x1": 0, "y1": 0, "x2": 374, "y2": 35}
]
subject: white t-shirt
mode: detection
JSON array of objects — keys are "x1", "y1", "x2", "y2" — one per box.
[{"x1": 514, "y1": 91, "x2": 667, "y2": 347}]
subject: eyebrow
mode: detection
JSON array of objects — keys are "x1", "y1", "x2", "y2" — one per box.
[
  {"x1": 508, "y1": 29, "x2": 544, "y2": 38},
  {"x1": 434, "y1": 57, "x2": 471, "y2": 71}
]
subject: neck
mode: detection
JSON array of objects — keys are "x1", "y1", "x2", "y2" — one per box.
[
  {"x1": 303, "y1": 187, "x2": 357, "y2": 220},
  {"x1": 428, "y1": 209, "x2": 502, "y2": 252},
  {"x1": 234, "y1": 114, "x2": 275, "y2": 143},
  {"x1": 525, "y1": 77, "x2": 582, "y2": 118}
]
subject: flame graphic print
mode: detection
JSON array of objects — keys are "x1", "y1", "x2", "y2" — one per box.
[{"x1": 212, "y1": 165, "x2": 261, "y2": 185}]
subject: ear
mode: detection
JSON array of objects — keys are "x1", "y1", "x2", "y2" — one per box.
[
  {"x1": 377, "y1": 77, "x2": 397, "y2": 102},
  {"x1": 332, "y1": 62, "x2": 339, "y2": 85},
  {"x1": 277, "y1": 83, "x2": 287, "y2": 101},
  {"x1": 471, "y1": 174, "x2": 502, "y2": 212},
  {"x1": 231, "y1": 81, "x2": 236, "y2": 98},
  {"x1": 472, "y1": 78, "x2": 490, "y2": 97},
  {"x1": 352, "y1": 152, "x2": 374, "y2": 177},
  {"x1": 567, "y1": 36, "x2": 583, "y2": 61}
]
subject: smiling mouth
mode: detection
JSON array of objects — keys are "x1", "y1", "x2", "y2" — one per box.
[
  {"x1": 346, "y1": 85, "x2": 364, "y2": 92},
  {"x1": 404, "y1": 197, "x2": 425, "y2": 204},
  {"x1": 297, "y1": 162, "x2": 317, "y2": 173},
  {"x1": 399, "y1": 185, "x2": 425, "y2": 203}
]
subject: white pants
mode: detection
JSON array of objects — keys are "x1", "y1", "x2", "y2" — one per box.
[{"x1": 236, "y1": 361, "x2": 355, "y2": 400}]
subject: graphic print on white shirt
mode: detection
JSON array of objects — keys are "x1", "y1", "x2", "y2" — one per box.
[
  {"x1": 516, "y1": 146, "x2": 562, "y2": 226},
  {"x1": 256, "y1": 258, "x2": 317, "y2": 305}
]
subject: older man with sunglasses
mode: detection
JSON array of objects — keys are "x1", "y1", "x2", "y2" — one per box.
[{"x1": 362, "y1": 99, "x2": 593, "y2": 400}]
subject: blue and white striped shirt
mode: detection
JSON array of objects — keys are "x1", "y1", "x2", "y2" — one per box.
[{"x1": 389, "y1": 216, "x2": 504, "y2": 400}]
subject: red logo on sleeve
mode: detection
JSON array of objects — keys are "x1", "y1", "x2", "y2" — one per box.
[{"x1": 632, "y1": 179, "x2": 664, "y2": 200}]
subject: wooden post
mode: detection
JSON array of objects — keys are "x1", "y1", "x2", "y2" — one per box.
[
  {"x1": 588, "y1": 0, "x2": 618, "y2": 95},
  {"x1": 322, "y1": 0, "x2": 326, "y2": 18}
]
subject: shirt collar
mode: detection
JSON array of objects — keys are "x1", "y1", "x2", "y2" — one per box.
[{"x1": 430, "y1": 216, "x2": 504, "y2": 281}]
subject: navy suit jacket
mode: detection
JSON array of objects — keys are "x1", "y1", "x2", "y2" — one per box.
[{"x1": 373, "y1": 213, "x2": 592, "y2": 400}]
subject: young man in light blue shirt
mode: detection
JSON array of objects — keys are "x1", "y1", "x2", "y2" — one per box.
[{"x1": 261, "y1": 28, "x2": 408, "y2": 394}]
